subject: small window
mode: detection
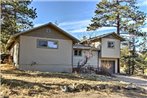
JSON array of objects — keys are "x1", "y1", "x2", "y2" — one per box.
[
  {"x1": 74, "y1": 50, "x2": 82, "y2": 56},
  {"x1": 37, "y1": 39, "x2": 58, "y2": 49},
  {"x1": 108, "y1": 41, "x2": 115, "y2": 48}
]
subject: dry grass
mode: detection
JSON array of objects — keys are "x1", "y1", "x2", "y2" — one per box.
[
  {"x1": 0, "y1": 64, "x2": 147, "y2": 98},
  {"x1": 0, "y1": 64, "x2": 16, "y2": 70},
  {"x1": 135, "y1": 74, "x2": 147, "y2": 79}
]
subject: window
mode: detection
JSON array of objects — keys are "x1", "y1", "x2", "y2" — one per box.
[
  {"x1": 108, "y1": 41, "x2": 115, "y2": 48},
  {"x1": 37, "y1": 39, "x2": 58, "y2": 49},
  {"x1": 74, "y1": 50, "x2": 82, "y2": 56}
]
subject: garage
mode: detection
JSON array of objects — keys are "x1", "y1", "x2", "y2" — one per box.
[{"x1": 101, "y1": 60, "x2": 115, "y2": 74}]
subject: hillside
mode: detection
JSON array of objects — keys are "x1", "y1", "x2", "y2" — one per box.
[{"x1": 0, "y1": 64, "x2": 147, "y2": 98}]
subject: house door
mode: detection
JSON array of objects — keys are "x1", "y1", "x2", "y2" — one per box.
[{"x1": 101, "y1": 60, "x2": 115, "y2": 74}]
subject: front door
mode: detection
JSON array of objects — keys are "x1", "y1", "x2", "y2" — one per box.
[{"x1": 101, "y1": 60, "x2": 115, "y2": 74}]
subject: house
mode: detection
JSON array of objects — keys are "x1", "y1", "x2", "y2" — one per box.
[
  {"x1": 73, "y1": 43, "x2": 99, "y2": 69},
  {"x1": 6, "y1": 22, "x2": 79, "y2": 72},
  {"x1": 78, "y1": 33, "x2": 125, "y2": 73},
  {"x1": 7, "y1": 22, "x2": 124, "y2": 74}
]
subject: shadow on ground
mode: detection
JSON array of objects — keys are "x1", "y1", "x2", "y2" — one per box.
[{"x1": 1, "y1": 69, "x2": 107, "y2": 81}]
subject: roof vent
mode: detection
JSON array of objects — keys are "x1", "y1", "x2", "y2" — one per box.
[{"x1": 46, "y1": 29, "x2": 51, "y2": 33}]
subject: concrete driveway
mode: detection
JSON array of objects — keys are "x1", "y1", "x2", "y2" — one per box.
[{"x1": 114, "y1": 74, "x2": 147, "y2": 90}]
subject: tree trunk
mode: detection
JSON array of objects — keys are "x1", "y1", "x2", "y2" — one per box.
[
  {"x1": 116, "y1": 0, "x2": 120, "y2": 35},
  {"x1": 131, "y1": 64, "x2": 135, "y2": 75},
  {"x1": 117, "y1": 14, "x2": 120, "y2": 35},
  {"x1": 128, "y1": 58, "x2": 131, "y2": 75},
  {"x1": 131, "y1": 37, "x2": 136, "y2": 75},
  {"x1": 142, "y1": 67, "x2": 145, "y2": 75}
]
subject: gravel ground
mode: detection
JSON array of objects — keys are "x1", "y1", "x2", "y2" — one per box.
[{"x1": 114, "y1": 74, "x2": 147, "y2": 90}]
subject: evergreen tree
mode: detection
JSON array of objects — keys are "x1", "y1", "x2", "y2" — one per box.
[
  {"x1": 1, "y1": 0, "x2": 37, "y2": 53},
  {"x1": 87, "y1": 0, "x2": 146, "y2": 75},
  {"x1": 120, "y1": 47, "x2": 130, "y2": 74},
  {"x1": 87, "y1": 0, "x2": 146, "y2": 36},
  {"x1": 135, "y1": 52, "x2": 147, "y2": 74},
  {"x1": 121, "y1": 35, "x2": 147, "y2": 75}
]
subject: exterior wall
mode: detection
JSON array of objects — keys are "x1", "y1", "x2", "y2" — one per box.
[
  {"x1": 99, "y1": 58, "x2": 118, "y2": 73},
  {"x1": 23, "y1": 25, "x2": 71, "y2": 40},
  {"x1": 10, "y1": 41, "x2": 19, "y2": 68},
  {"x1": 19, "y1": 35, "x2": 73, "y2": 72},
  {"x1": 101, "y1": 38, "x2": 120, "y2": 58},
  {"x1": 73, "y1": 50, "x2": 98, "y2": 68}
]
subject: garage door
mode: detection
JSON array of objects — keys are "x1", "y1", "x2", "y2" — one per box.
[{"x1": 101, "y1": 60, "x2": 115, "y2": 74}]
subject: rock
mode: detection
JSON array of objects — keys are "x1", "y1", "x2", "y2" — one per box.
[
  {"x1": 112, "y1": 85, "x2": 121, "y2": 91},
  {"x1": 60, "y1": 83, "x2": 80, "y2": 92},
  {"x1": 96, "y1": 84, "x2": 108, "y2": 90},
  {"x1": 69, "y1": 83, "x2": 78, "y2": 91},
  {"x1": 76, "y1": 84, "x2": 92, "y2": 91},
  {"x1": 96, "y1": 85, "x2": 102, "y2": 90},
  {"x1": 125, "y1": 84, "x2": 137, "y2": 90},
  {"x1": 60, "y1": 85, "x2": 69, "y2": 92}
]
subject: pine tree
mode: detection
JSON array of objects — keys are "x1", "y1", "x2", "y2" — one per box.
[
  {"x1": 1, "y1": 0, "x2": 37, "y2": 53},
  {"x1": 87, "y1": 0, "x2": 146, "y2": 75},
  {"x1": 121, "y1": 35, "x2": 147, "y2": 75},
  {"x1": 87, "y1": 0, "x2": 146, "y2": 35},
  {"x1": 135, "y1": 52, "x2": 147, "y2": 74},
  {"x1": 120, "y1": 47, "x2": 130, "y2": 74}
]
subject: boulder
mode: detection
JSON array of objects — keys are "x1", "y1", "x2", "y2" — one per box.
[{"x1": 125, "y1": 83, "x2": 138, "y2": 90}]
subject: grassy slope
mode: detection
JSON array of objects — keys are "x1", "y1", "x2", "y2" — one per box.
[{"x1": 0, "y1": 64, "x2": 147, "y2": 98}]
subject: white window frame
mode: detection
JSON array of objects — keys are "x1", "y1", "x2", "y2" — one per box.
[
  {"x1": 37, "y1": 39, "x2": 58, "y2": 49},
  {"x1": 107, "y1": 41, "x2": 115, "y2": 48},
  {"x1": 74, "y1": 50, "x2": 82, "y2": 56}
]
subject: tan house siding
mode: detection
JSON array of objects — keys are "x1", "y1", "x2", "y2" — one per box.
[
  {"x1": 10, "y1": 41, "x2": 19, "y2": 68},
  {"x1": 23, "y1": 25, "x2": 71, "y2": 40},
  {"x1": 101, "y1": 38, "x2": 120, "y2": 58},
  {"x1": 19, "y1": 35, "x2": 73, "y2": 72}
]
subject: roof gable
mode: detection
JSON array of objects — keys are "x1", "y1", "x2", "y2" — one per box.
[
  {"x1": 12, "y1": 22, "x2": 79, "y2": 42},
  {"x1": 22, "y1": 25, "x2": 72, "y2": 40},
  {"x1": 103, "y1": 33, "x2": 124, "y2": 40},
  {"x1": 6, "y1": 22, "x2": 79, "y2": 49},
  {"x1": 80, "y1": 32, "x2": 125, "y2": 44}
]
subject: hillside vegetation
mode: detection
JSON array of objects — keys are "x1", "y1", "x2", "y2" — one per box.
[{"x1": 0, "y1": 64, "x2": 147, "y2": 98}]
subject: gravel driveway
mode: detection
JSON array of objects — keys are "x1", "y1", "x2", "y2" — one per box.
[{"x1": 114, "y1": 74, "x2": 147, "y2": 90}]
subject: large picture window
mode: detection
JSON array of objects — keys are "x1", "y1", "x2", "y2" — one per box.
[{"x1": 37, "y1": 39, "x2": 58, "y2": 49}]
